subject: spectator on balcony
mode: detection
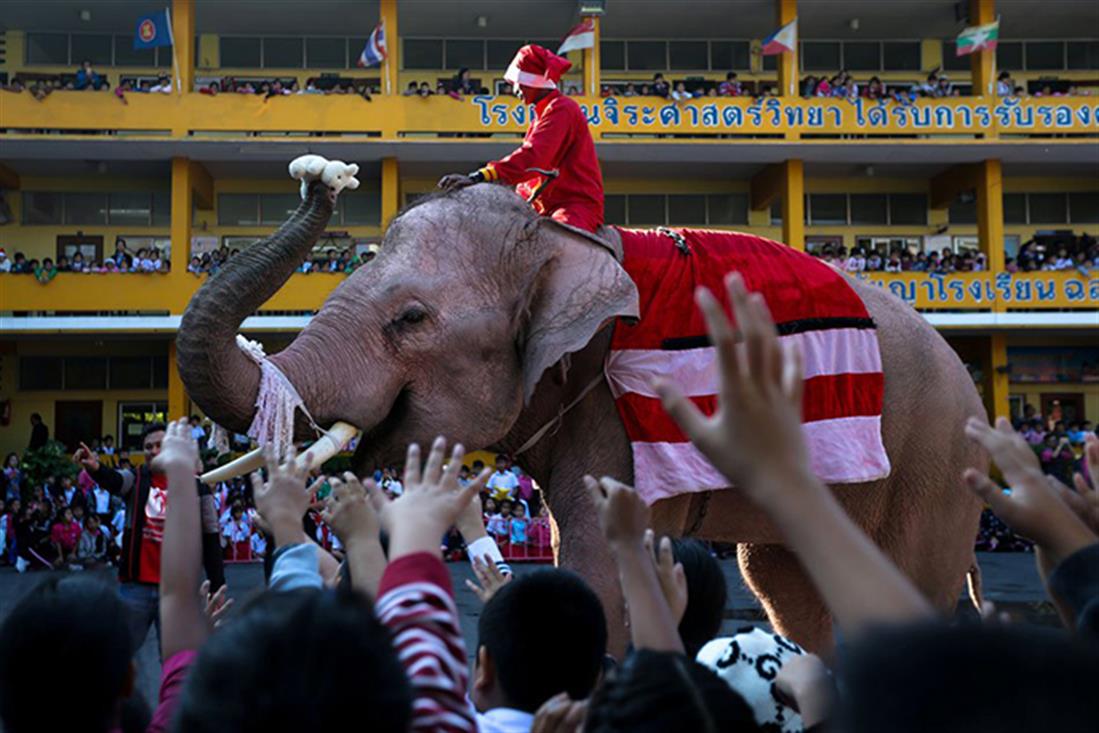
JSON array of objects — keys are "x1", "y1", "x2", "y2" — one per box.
[
  {"x1": 74, "y1": 60, "x2": 107, "y2": 91},
  {"x1": 844, "y1": 248, "x2": 866, "y2": 273},
  {"x1": 652, "y1": 73, "x2": 670, "y2": 99},
  {"x1": 454, "y1": 67, "x2": 477, "y2": 96},
  {"x1": 996, "y1": 71, "x2": 1013, "y2": 97},
  {"x1": 623, "y1": 82, "x2": 638, "y2": 97},
  {"x1": 718, "y1": 72, "x2": 742, "y2": 97},
  {"x1": 932, "y1": 75, "x2": 953, "y2": 98},
  {"x1": 814, "y1": 75, "x2": 832, "y2": 97},
  {"x1": 866, "y1": 251, "x2": 883, "y2": 271},
  {"x1": 403, "y1": 81, "x2": 418, "y2": 96},
  {"x1": 671, "y1": 81, "x2": 693, "y2": 102},
  {"x1": 149, "y1": 75, "x2": 173, "y2": 94},
  {"x1": 800, "y1": 75, "x2": 817, "y2": 97},
  {"x1": 34, "y1": 258, "x2": 57, "y2": 285},
  {"x1": 864, "y1": 76, "x2": 885, "y2": 100}
]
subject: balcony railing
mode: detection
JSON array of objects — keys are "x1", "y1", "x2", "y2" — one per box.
[
  {"x1": 2, "y1": 92, "x2": 1098, "y2": 139},
  {"x1": 2, "y1": 270, "x2": 1095, "y2": 319}
]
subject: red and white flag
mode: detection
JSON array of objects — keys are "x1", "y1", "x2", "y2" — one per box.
[
  {"x1": 557, "y1": 18, "x2": 595, "y2": 55},
  {"x1": 761, "y1": 18, "x2": 798, "y2": 55}
]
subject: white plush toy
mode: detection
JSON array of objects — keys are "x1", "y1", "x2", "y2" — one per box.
[{"x1": 288, "y1": 154, "x2": 360, "y2": 199}]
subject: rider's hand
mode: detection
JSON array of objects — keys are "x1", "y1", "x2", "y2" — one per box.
[{"x1": 438, "y1": 173, "x2": 476, "y2": 192}]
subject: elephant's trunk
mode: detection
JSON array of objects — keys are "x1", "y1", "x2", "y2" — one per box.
[{"x1": 177, "y1": 181, "x2": 335, "y2": 434}]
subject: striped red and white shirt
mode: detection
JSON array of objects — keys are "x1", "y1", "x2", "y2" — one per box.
[
  {"x1": 376, "y1": 553, "x2": 478, "y2": 733},
  {"x1": 608, "y1": 227, "x2": 891, "y2": 505}
]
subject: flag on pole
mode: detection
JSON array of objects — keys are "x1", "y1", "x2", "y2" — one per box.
[
  {"x1": 761, "y1": 19, "x2": 797, "y2": 55},
  {"x1": 955, "y1": 18, "x2": 1000, "y2": 56},
  {"x1": 134, "y1": 8, "x2": 173, "y2": 50},
  {"x1": 557, "y1": 18, "x2": 595, "y2": 55},
  {"x1": 357, "y1": 21, "x2": 387, "y2": 67}
]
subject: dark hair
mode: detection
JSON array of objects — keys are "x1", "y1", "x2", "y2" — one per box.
[
  {"x1": 0, "y1": 575, "x2": 134, "y2": 733},
  {"x1": 671, "y1": 538, "x2": 727, "y2": 657},
  {"x1": 585, "y1": 650, "x2": 760, "y2": 733},
  {"x1": 176, "y1": 588, "x2": 412, "y2": 732},
  {"x1": 478, "y1": 569, "x2": 607, "y2": 712},
  {"x1": 140, "y1": 422, "x2": 167, "y2": 442},
  {"x1": 838, "y1": 623, "x2": 1099, "y2": 733},
  {"x1": 30, "y1": 413, "x2": 41, "y2": 422}
]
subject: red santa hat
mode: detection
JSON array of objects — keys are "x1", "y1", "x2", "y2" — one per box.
[{"x1": 504, "y1": 44, "x2": 572, "y2": 92}]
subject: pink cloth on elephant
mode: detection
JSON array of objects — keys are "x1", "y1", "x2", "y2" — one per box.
[{"x1": 606, "y1": 227, "x2": 891, "y2": 505}]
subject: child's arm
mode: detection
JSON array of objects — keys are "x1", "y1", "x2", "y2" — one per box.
[
  {"x1": 156, "y1": 419, "x2": 207, "y2": 661},
  {"x1": 320, "y1": 472, "x2": 386, "y2": 597},
  {"x1": 251, "y1": 447, "x2": 325, "y2": 591}
]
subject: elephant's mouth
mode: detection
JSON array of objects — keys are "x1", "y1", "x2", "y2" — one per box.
[{"x1": 350, "y1": 386, "x2": 413, "y2": 471}]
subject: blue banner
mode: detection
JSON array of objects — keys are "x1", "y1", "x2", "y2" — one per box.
[{"x1": 134, "y1": 8, "x2": 173, "y2": 50}]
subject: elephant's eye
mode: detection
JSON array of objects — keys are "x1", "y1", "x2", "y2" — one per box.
[{"x1": 398, "y1": 307, "x2": 427, "y2": 326}]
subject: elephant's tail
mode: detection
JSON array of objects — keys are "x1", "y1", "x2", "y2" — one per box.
[{"x1": 965, "y1": 555, "x2": 984, "y2": 613}]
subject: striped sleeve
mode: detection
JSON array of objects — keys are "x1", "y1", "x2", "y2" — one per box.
[{"x1": 376, "y1": 552, "x2": 477, "y2": 733}]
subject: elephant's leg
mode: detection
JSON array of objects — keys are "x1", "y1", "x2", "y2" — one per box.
[{"x1": 736, "y1": 542, "x2": 834, "y2": 654}]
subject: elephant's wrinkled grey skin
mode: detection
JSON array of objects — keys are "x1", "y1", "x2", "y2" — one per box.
[{"x1": 178, "y1": 181, "x2": 985, "y2": 654}]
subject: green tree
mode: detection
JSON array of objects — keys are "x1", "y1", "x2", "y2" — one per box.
[{"x1": 20, "y1": 440, "x2": 78, "y2": 499}]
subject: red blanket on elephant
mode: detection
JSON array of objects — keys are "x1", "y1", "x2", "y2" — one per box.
[{"x1": 607, "y1": 227, "x2": 891, "y2": 505}]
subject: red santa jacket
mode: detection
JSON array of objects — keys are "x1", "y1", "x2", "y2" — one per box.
[{"x1": 482, "y1": 89, "x2": 604, "y2": 233}]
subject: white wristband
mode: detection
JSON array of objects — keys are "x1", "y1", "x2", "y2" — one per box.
[{"x1": 466, "y1": 536, "x2": 512, "y2": 576}]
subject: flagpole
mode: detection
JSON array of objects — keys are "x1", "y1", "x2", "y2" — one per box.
[{"x1": 166, "y1": 6, "x2": 181, "y2": 95}]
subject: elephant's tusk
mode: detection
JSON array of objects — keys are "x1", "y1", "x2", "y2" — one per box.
[
  {"x1": 198, "y1": 421, "x2": 359, "y2": 485},
  {"x1": 296, "y1": 421, "x2": 359, "y2": 474},
  {"x1": 199, "y1": 446, "x2": 265, "y2": 485}
]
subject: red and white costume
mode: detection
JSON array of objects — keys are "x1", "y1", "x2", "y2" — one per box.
[{"x1": 477, "y1": 45, "x2": 604, "y2": 233}]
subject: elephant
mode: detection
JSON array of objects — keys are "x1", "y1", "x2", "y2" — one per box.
[{"x1": 177, "y1": 157, "x2": 985, "y2": 654}]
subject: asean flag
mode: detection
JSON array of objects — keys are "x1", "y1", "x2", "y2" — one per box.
[
  {"x1": 761, "y1": 18, "x2": 797, "y2": 55},
  {"x1": 134, "y1": 8, "x2": 174, "y2": 50}
]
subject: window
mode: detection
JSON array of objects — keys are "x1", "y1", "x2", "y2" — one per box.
[
  {"x1": 808, "y1": 194, "x2": 846, "y2": 225},
  {"x1": 26, "y1": 33, "x2": 68, "y2": 65},
  {"x1": 628, "y1": 41, "x2": 667, "y2": 70},
  {"x1": 446, "y1": 39, "x2": 484, "y2": 70},
  {"x1": 1068, "y1": 192, "x2": 1099, "y2": 224},
  {"x1": 762, "y1": 54, "x2": 777, "y2": 72},
  {"x1": 110, "y1": 357, "x2": 155, "y2": 389},
  {"x1": 667, "y1": 194, "x2": 707, "y2": 225},
  {"x1": 260, "y1": 194, "x2": 301, "y2": 225},
  {"x1": 65, "y1": 193, "x2": 108, "y2": 226},
  {"x1": 152, "y1": 192, "x2": 171, "y2": 227},
  {"x1": 108, "y1": 193, "x2": 153, "y2": 226},
  {"x1": 22, "y1": 192, "x2": 61, "y2": 225},
  {"x1": 488, "y1": 40, "x2": 523, "y2": 69},
  {"x1": 220, "y1": 37, "x2": 262, "y2": 67},
  {"x1": 340, "y1": 189, "x2": 381, "y2": 225},
  {"x1": 770, "y1": 200, "x2": 782, "y2": 225},
  {"x1": 601, "y1": 40, "x2": 626, "y2": 71},
  {"x1": 844, "y1": 42, "x2": 881, "y2": 71},
  {"x1": 113, "y1": 34, "x2": 160, "y2": 67},
  {"x1": 218, "y1": 194, "x2": 260, "y2": 226},
  {"x1": 888, "y1": 194, "x2": 927, "y2": 226},
  {"x1": 849, "y1": 194, "x2": 888, "y2": 225},
  {"x1": 70, "y1": 34, "x2": 112, "y2": 65},
  {"x1": 882, "y1": 42, "x2": 921, "y2": 71},
  {"x1": 709, "y1": 41, "x2": 750, "y2": 71},
  {"x1": 1025, "y1": 41, "x2": 1063, "y2": 70},
  {"x1": 263, "y1": 37, "x2": 303, "y2": 67},
  {"x1": 306, "y1": 38, "x2": 346, "y2": 68},
  {"x1": 19, "y1": 357, "x2": 63, "y2": 390},
  {"x1": 604, "y1": 194, "x2": 627, "y2": 225},
  {"x1": 669, "y1": 41, "x2": 708, "y2": 70},
  {"x1": 628, "y1": 194, "x2": 665, "y2": 225},
  {"x1": 949, "y1": 196, "x2": 978, "y2": 225},
  {"x1": 1003, "y1": 193, "x2": 1027, "y2": 224},
  {"x1": 403, "y1": 39, "x2": 444, "y2": 69},
  {"x1": 119, "y1": 402, "x2": 168, "y2": 452},
  {"x1": 1028, "y1": 193, "x2": 1067, "y2": 223},
  {"x1": 1067, "y1": 41, "x2": 1099, "y2": 70},
  {"x1": 64, "y1": 358, "x2": 108, "y2": 390},
  {"x1": 802, "y1": 41, "x2": 840, "y2": 71},
  {"x1": 707, "y1": 193, "x2": 748, "y2": 225},
  {"x1": 942, "y1": 42, "x2": 970, "y2": 71},
  {"x1": 997, "y1": 41, "x2": 1024, "y2": 70}
]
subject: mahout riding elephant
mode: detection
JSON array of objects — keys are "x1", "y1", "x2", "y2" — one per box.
[{"x1": 178, "y1": 157, "x2": 984, "y2": 653}]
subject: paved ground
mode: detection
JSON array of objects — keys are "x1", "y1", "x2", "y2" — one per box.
[{"x1": 0, "y1": 552, "x2": 1052, "y2": 708}]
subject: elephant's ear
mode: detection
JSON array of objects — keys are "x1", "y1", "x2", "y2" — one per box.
[{"x1": 520, "y1": 221, "x2": 639, "y2": 402}]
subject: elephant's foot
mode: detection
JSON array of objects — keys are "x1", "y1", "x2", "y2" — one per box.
[{"x1": 737, "y1": 542, "x2": 835, "y2": 655}]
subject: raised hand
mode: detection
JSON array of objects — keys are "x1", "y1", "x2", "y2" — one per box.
[
  {"x1": 72, "y1": 441, "x2": 100, "y2": 473},
  {"x1": 320, "y1": 472, "x2": 380, "y2": 548},
  {"x1": 437, "y1": 173, "x2": 476, "y2": 192},
  {"x1": 1056, "y1": 433, "x2": 1099, "y2": 535},
  {"x1": 365, "y1": 437, "x2": 489, "y2": 561},
  {"x1": 199, "y1": 580, "x2": 234, "y2": 630},
  {"x1": 531, "y1": 693, "x2": 588, "y2": 733},
  {"x1": 251, "y1": 445, "x2": 314, "y2": 546},
  {"x1": 584, "y1": 476, "x2": 651, "y2": 549},
  {"x1": 654, "y1": 273, "x2": 809, "y2": 498},
  {"x1": 151, "y1": 419, "x2": 200, "y2": 479},
  {"x1": 963, "y1": 416, "x2": 1096, "y2": 566},
  {"x1": 644, "y1": 529, "x2": 687, "y2": 624},
  {"x1": 465, "y1": 554, "x2": 512, "y2": 604},
  {"x1": 774, "y1": 653, "x2": 834, "y2": 727}
]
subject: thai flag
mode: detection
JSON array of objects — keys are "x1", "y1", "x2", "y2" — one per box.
[
  {"x1": 557, "y1": 18, "x2": 595, "y2": 55},
  {"x1": 357, "y1": 21, "x2": 387, "y2": 68},
  {"x1": 761, "y1": 18, "x2": 798, "y2": 55}
]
